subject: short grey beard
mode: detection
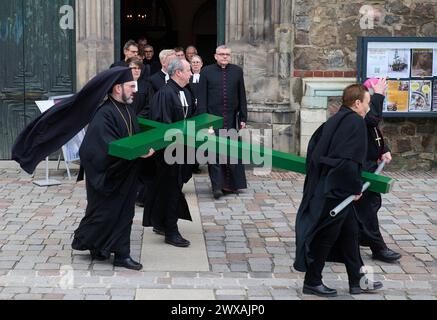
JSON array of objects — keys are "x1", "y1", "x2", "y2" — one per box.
[{"x1": 121, "y1": 86, "x2": 134, "y2": 105}]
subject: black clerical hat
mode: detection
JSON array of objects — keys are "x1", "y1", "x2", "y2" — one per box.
[
  {"x1": 12, "y1": 66, "x2": 135, "y2": 174},
  {"x1": 113, "y1": 67, "x2": 135, "y2": 85}
]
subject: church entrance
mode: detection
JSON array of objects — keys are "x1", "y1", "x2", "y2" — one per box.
[{"x1": 117, "y1": 0, "x2": 221, "y2": 65}]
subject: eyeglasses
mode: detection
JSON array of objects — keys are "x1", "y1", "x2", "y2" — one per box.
[
  {"x1": 217, "y1": 53, "x2": 231, "y2": 56},
  {"x1": 129, "y1": 50, "x2": 139, "y2": 54},
  {"x1": 144, "y1": 50, "x2": 153, "y2": 53}
]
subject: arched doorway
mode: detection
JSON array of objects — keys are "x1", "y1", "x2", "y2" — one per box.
[{"x1": 116, "y1": 0, "x2": 220, "y2": 65}]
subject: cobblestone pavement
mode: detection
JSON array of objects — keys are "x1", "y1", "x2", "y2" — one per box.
[{"x1": 0, "y1": 166, "x2": 436, "y2": 300}]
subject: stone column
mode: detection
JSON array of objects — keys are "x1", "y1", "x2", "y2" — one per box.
[
  {"x1": 76, "y1": 0, "x2": 115, "y2": 89},
  {"x1": 225, "y1": 0, "x2": 295, "y2": 153}
]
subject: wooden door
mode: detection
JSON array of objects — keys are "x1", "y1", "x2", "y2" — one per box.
[{"x1": 0, "y1": 0, "x2": 75, "y2": 159}]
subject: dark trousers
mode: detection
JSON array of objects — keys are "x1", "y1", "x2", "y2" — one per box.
[
  {"x1": 305, "y1": 199, "x2": 363, "y2": 287},
  {"x1": 355, "y1": 191, "x2": 387, "y2": 253},
  {"x1": 152, "y1": 177, "x2": 182, "y2": 236}
]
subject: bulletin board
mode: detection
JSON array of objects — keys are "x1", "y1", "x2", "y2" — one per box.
[{"x1": 357, "y1": 36, "x2": 437, "y2": 118}]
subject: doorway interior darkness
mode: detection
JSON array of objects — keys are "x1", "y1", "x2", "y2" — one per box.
[{"x1": 119, "y1": 0, "x2": 218, "y2": 65}]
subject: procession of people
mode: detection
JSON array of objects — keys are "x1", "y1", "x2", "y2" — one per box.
[{"x1": 10, "y1": 36, "x2": 401, "y2": 298}]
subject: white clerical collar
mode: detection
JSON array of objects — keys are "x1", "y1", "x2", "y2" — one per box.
[
  {"x1": 192, "y1": 74, "x2": 200, "y2": 83},
  {"x1": 162, "y1": 70, "x2": 169, "y2": 83},
  {"x1": 179, "y1": 91, "x2": 189, "y2": 107}
]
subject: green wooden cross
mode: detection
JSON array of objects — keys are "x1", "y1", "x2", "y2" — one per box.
[{"x1": 109, "y1": 114, "x2": 394, "y2": 194}]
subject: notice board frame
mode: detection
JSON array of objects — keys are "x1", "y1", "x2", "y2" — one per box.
[{"x1": 357, "y1": 36, "x2": 437, "y2": 118}]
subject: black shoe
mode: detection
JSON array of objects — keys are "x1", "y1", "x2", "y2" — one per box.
[
  {"x1": 372, "y1": 248, "x2": 402, "y2": 263},
  {"x1": 303, "y1": 283, "x2": 338, "y2": 297},
  {"x1": 350, "y1": 280, "x2": 383, "y2": 295},
  {"x1": 90, "y1": 250, "x2": 108, "y2": 261},
  {"x1": 193, "y1": 168, "x2": 202, "y2": 174},
  {"x1": 165, "y1": 234, "x2": 191, "y2": 248},
  {"x1": 153, "y1": 228, "x2": 165, "y2": 236},
  {"x1": 113, "y1": 256, "x2": 143, "y2": 271},
  {"x1": 213, "y1": 190, "x2": 223, "y2": 200}
]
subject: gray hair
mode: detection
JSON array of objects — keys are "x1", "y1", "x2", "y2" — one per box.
[
  {"x1": 159, "y1": 49, "x2": 176, "y2": 63},
  {"x1": 216, "y1": 45, "x2": 231, "y2": 53},
  {"x1": 191, "y1": 55, "x2": 203, "y2": 63},
  {"x1": 167, "y1": 58, "x2": 185, "y2": 77},
  {"x1": 124, "y1": 40, "x2": 138, "y2": 51}
]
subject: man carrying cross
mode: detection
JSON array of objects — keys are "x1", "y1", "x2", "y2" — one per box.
[{"x1": 143, "y1": 58, "x2": 195, "y2": 248}]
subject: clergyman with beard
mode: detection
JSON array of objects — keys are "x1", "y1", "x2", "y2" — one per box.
[{"x1": 72, "y1": 67, "x2": 154, "y2": 271}]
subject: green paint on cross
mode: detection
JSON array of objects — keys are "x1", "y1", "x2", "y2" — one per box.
[{"x1": 108, "y1": 115, "x2": 394, "y2": 194}]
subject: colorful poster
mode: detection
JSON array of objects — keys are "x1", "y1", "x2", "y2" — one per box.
[
  {"x1": 385, "y1": 80, "x2": 409, "y2": 112},
  {"x1": 411, "y1": 49, "x2": 433, "y2": 77},
  {"x1": 387, "y1": 49, "x2": 410, "y2": 79},
  {"x1": 409, "y1": 80, "x2": 432, "y2": 112}
]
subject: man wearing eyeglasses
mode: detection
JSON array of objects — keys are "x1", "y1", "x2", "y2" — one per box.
[
  {"x1": 197, "y1": 45, "x2": 248, "y2": 199},
  {"x1": 111, "y1": 40, "x2": 140, "y2": 68},
  {"x1": 143, "y1": 45, "x2": 161, "y2": 76}
]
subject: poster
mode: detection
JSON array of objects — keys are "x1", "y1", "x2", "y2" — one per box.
[
  {"x1": 387, "y1": 49, "x2": 411, "y2": 79},
  {"x1": 411, "y1": 49, "x2": 433, "y2": 77},
  {"x1": 61, "y1": 130, "x2": 85, "y2": 163},
  {"x1": 367, "y1": 48, "x2": 410, "y2": 78},
  {"x1": 409, "y1": 80, "x2": 432, "y2": 112},
  {"x1": 367, "y1": 49, "x2": 389, "y2": 78},
  {"x1": 385, "y1": 80, "x2": 409, "y2": 112}
]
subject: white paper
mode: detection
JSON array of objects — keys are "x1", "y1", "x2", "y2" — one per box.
[{"x1": 367, "y1": 49, "x2": 388, "y2": 78}]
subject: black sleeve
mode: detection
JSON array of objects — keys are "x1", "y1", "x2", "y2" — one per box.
[
  {"x1": 197, "y1": 69, "x2": 208, "y2": 115},
  {"x1": 365, "y1": 94, "x2": 385, "y2": 127},
  {"x1": 79, "y1": 107, "x2": 132, "y2": 194},
  {"x1": 238, "y1": 68, "x2": 248, "y2": 124},
  {"x1": 322, "y1": 114, "x2": 367, "y2": 198}
]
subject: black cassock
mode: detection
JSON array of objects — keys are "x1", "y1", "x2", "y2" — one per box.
[
  {"x1": 142, "y1": 79, "x2": 193, "y2": 235},
  {"x1": 294, "y1": 106, "x2": 367, "y2": 274},
  {"x1": 150, "y1": 70, "x2": 167, "y2": 94},
  {"x1": 198, "y1": 63, "x2": 248, "y2": 192},
  {"x1": 355, "y1": 93, "x2": 390, "y2": 252},
  {"x1": 72, "y1": 99, "x2": 140, "y2": 258}
]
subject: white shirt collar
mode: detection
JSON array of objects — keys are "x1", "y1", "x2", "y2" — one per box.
[
  {"x1": 192, "y1": 74, "x2": 200, "y2": 83},
  {"x1": 179, "y1": 91, "x2": 189, "y2": 107}
]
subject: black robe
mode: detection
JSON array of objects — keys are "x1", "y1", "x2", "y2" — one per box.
[
  {"x1": 142, "y1": 79, "x2": 194, "y2": 231},
  {"x1": 355, "y1": 93, "x2": 390, "y2": 251},
  {"x1": 189, "y1": 75, "x2": 201, "y2": 104},
  {"x1": 12, "y1": 67, "x2": 134, "y2": 174},
  {"x1": 72, "y1": 99, "x2": 141, "y2": 258},
  {"x1": 144, "y1": 58, "x2": 162, "y2": 76},
  {"x1": 294, "y1": 106, "x2": 367, "y2": 272},
  {"x1": 197, "y1": 63, "x2": 248, "y2": 191},
  {"x1": 150, "y1": 70, "x2": 167, "y2": 94}
]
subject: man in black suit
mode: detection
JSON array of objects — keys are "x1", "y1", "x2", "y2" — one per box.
[{"x1": 149, "y1": 49, "x2": 176, "y2": 94}]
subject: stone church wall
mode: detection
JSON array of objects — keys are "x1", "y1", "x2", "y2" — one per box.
[{"x1": 293, "y1": 0, "x2": 437, "y2": 170}]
